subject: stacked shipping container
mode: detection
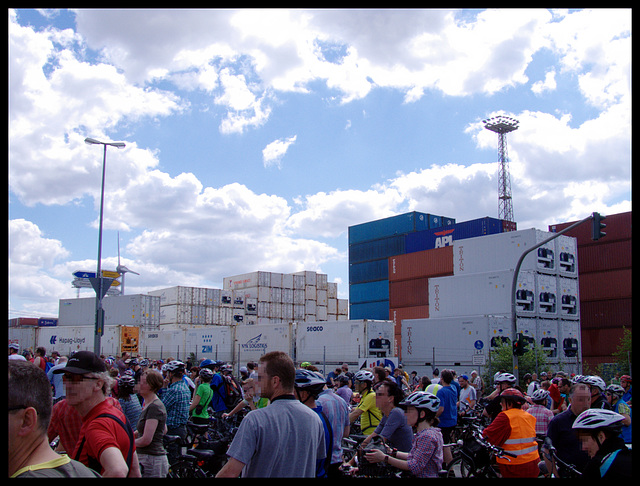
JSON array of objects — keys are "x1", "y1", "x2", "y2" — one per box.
[
  {"x1": 549, "y1": 211, "x2": 631, "y2": 370},
  {"x1": 149, "y1": 270, "x2": 348, "y2": 327},
  {"x1": 349, "y1": 211, "x2": 456, "y2": 321}
]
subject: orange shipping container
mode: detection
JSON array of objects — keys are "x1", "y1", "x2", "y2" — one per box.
[{"x1": 388, "y1": 246, "x2": 453, "y2": 282}]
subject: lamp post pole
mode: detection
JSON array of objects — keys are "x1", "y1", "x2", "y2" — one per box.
[{"x1": 85, "y1": 137, "x2": 125, "y2": 355}]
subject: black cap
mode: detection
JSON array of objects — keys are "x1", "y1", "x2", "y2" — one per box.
[{"x1": 53, "y1": 350, "x2": 107, "y2": 375}]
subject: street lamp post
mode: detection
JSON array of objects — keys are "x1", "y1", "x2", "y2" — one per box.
[{"x1": 85, "y1": 137, "x2": 125, "y2": 355}]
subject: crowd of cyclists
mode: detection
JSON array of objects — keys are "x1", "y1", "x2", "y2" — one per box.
[{"x1": 8, "y1": 343, "x2": 633, "y2": 478}]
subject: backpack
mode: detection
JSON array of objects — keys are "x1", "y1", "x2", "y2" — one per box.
[{"x1": 222, "y1": 374, "x2": 242, "y2": 409}]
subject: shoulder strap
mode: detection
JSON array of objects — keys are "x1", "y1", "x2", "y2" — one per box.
[
  {"x1": 600, "y1": 449, "x2": 622, "y2": 477},
  {"x1": 75, "y1": 413, "x2": 134, "y2": 475}
]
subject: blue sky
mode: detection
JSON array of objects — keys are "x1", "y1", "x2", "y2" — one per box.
[{"x1": 9, "y1": 8, "x2": 631, "y2": 319}]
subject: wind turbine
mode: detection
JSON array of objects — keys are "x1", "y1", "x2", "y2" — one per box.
[{"x1": 116, "y1": 232, "x2": 139, "y2": 295}]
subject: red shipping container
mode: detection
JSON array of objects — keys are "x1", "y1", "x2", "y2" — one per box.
[
  {"x1": 580, "y1": 298, "x2": 631, "y2": 330},
  {"x1": 389, "y1": 305, "x2": 429, "y2": 333},
  {"x1": 389, "y1": 277, "x2": 430, "y2": 308},
  {"x1": 579, "y1": 268, "x2": 631, "y2": 302},
  {"x1": 581, "y1": 327, "x2": 625, "y2": 357},
  {"x1": 388, "y1": 246, "x2": 453, "y2": 282},
  {"x1": 577, "y1": 239, "x2": 631, "y2": 274},
  {"x1": 549, "y1": 211, "x2": 631, "y2": 244}
]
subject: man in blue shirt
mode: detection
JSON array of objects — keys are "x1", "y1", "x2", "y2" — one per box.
[
  {"x1": 201, "y1": 359, "x2": 228, "y2": 415},
  {"x1": 436, "y1": 369, "x2": 458, "y2": 466}
]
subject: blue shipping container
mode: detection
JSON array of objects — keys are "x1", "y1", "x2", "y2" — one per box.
[
  {"x1": 349, "y1": 259, "x2": 389, "y2": 284},
  {"x1": 348, "y1": 212, "x2": 432, "y2": 245},
  {"x1": 405, "y1": 217, "x2": 504, "y2": 253},
  {"x1": 350, "y1": 280, "x2": 390, "y2": 304},
  {"x1": 349, "y1": 234, "x2": 406, "y2": 264},
  {"x1": 350, "y1": 300, "x2": 390, "y2": 321}
]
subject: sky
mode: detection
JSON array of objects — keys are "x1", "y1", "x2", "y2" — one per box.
[{"x1": 8, "y1": 8, "x2": 631, "y2": 320}]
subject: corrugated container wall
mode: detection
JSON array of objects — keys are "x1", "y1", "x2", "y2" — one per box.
[{"x1": 549, "y1": 211, "x2": 631, "y2": 369}]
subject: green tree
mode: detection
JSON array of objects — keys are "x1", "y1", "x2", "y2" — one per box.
[
  {"x1": 483, "y1": 339, "x2": 551, "y2": 390},
  {"x1": 611, "y1": 326, "x2": 632, "y2": 375}
]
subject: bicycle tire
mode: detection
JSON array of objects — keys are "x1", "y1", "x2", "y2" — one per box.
[
  {"x1": 446, "y1": 456, "x2": 475, "y2": 478},
  {"x1": 168, "y1": 458, "x2": 208, "y2": 478}
]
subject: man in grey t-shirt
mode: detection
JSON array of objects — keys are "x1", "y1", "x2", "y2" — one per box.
[{"x1": 216, "y1": 351, "x2": 325, "y2": 478}]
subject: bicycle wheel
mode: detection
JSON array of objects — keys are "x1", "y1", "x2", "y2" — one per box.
[
  {"x1": 168, "y1": 458, "x2": 208, "y2": 478},
  {"x1": 446, "y1": 456, "x2": 475, "y2": 478}
]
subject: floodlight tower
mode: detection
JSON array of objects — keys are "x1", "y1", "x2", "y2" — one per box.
[{"x1": 483, "y1": 116, "x2": 519, "y2": 223}]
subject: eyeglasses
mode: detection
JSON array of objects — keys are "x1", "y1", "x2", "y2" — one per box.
[{"x1": 8, "y1": 405, "x2": 28, "y2": 412}]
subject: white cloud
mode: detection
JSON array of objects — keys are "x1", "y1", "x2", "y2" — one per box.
[
  {"x1": 262, "y1": 135, "x2": 297, "y2": 169},
  {"x1": 532, "y1": 69, "x2": 556, "y2": 94}
]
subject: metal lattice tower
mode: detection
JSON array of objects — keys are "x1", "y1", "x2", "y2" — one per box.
[{"x1": 483, "y1": 116, "x2": 519, "y2": 223}]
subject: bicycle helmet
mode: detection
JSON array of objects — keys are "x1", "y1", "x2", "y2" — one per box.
[
  {"x1": 117, "y1": 374, "x2": 136, "y2": 390},
  {"x1": 294, "y1": 369, "x2": 326, "y2": 398},
  {"x1": 531, "y1": 388, "x2": 550, "y2": 403},
  {"x1": 583, "y1": 375, "x2": 607, "y2": 391},
  {"x1": 500, "y1": 388, "x2": 526, "y2": 403},
  {"x1": 399, "y1": 391, "x2": 440, "y2": 413},
  {"x1": 605, "y1": 384, "x2": 625, "y2": 399},
  {"x1": 165, "y1": 360, "x2": 186, "y2": 372},
  {"x1": 354, "y1": 370, "x2": 375, "y2": 383},
  {"x1": 620, "y1": 375, "x2": 632, "y2": 384},
  {"x1": 571, "y1": 374, "x2": 585, "y2": 384},
  {"x1": 139, "y1": 358, "x2": 149, "y2": 367},
  {"x1": 572, "y1": 409, "x2": 625, "y2": 432},
  {"x1": 495, "y1": 372, "x2": 516, "y2": 384},
  {"x1": 300, "y1": 361, "x2": 312, "y2": 369},
  {"x1": 199, "y1": 368, "x2": 214, "y2": 380}
]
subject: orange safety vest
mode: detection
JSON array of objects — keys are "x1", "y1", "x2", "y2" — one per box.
[{"x1": 498, "y1": 408, "x2": 539, "y2": 465}]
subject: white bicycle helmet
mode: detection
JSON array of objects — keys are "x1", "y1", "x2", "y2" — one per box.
[
  {"x1": 495, "y1": 372, "x2": 516, "y2": 384},
  {"x1": 605, "y1": 384, "x2": 625, "y2": 399},
  {"x1": 354, "y1": 370, "x2": 375, "y2": 383},
  {"x1": 583, "y1": 375, "x2": 607, "y2": 391},
  {"x1": 399, "y1": 391, "x2": 441, "y2": 412},
  {"x1": 165, "y1": 360, "x2": 186, "y2": 372},
  {"x1": 531, "y1": 388, "x2": 550, "y2": 402},
  {"x1": 572, "y1": 408, "x2": 625, "y2": 431},
  {"x1": 199, "y1": 368, "x2": 214, "y2": 380}
]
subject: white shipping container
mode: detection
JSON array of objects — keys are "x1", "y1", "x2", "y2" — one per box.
[
  {"x1": 270, "y1": 272, "x2": 283, "y2": 288},
  {"x1": 317, "y1": 289, "x2": 328, "y2": 306},
  {"x1": 429, "y1": 270, "x2": 541, "y2": 319},
  {"x1": 536, "y1": 273, "x2": 558, "y2": 317},
  {"x1": 328, "y1": 298, "x2": 338, "y2": 314},
  {"x1": 234, "y1": 322, "x2": 295, "y2": 364},
  {"x1": 148, "y1": 286, "x2": 194, "y2": 306},
  {"x1": 283, "y1": 303, "x2": 294, "y2": 320},
  {"x1": 488, "y1": 316, "x2": 537, "y2": 349},
  {"x1": 224, "y1": 271, "x2": 271, "y2": 290},
  {"x1": 538, "y1": 318, "x2": 560, "y2": 361},
  {"x1": 305, "y1": 285, "x2": 316, "y2": 300},
  {"x1": 246, "y1": 298, "x2": 258, "y2": 315},
  {"x1": 295, "y1": 271, "x2": 317, "y2": 286},
  {"x1": 555, "y1": 235, "x2": 579, "y2": 278},
  {"x1": 558, "y1": 277, "x2": 579, "y2": 319},
  {"x1": 141, "y1": 327, "x2": 186, "y2": 359},
  {"x1": 317, "y1": 305, "x2": 328, "y2": 321},
  {"x1": 37, "y1": 325, "x2": 121, "y2": 357},
  {"x1": 59, "y1": 295, "x2": 161, "y2": 327},
  {"x1": 559, "y1": 319, "x2": 581, "y2": 360},
  {"x1": 338, "y1": 299, "x2": 349, "y2": 315},
  {"x1": 294, "y1": 274, "x2": 305, "y2": 289},
  {"x1": 305, "y1": 300, "x2": 316, "y2": 315},
  {"x1": 8, "y1": 326, "x2": 37, "y2": 351},
  {"x1": 185, "y1": 325, "x2": 234, "y2": 362},
  {"x1": 328, "y1": 282, "x2": 338, "y2": 299},
  {"x1": 282, "y1": 273, "x2": 294, "y2": 289},
  {"x1": 317, "y1": 273, "x2": 328, "y2": 290},
  {"x1": 294, "y1": 289, "x2": 305, "y2": 305},
  {"x1": 402, "y1": 316, "x2": 493, "y2": 367},
  {"x1": 160, "y1": 304, "x2": 192, "y2": 325},
  {"x1": 295, "y1": 320, "x2": 395, "y2": 364},
  {"x1": 294, "y1": 305, "x2": 305, "y2": 320},
  {"x1": 453, "y1": 228, "x2": 558, "y2": 276},
  {"x1": 205, "y1": 288, "x2": 221, "y2": 306}
]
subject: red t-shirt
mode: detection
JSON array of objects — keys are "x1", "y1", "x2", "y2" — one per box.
[
  {"x1": 73, "y1": 399, "x2": 135, "y2": 475},
  {"x1": 548, "y1": 383, "x2": 564, "y2": 409}
]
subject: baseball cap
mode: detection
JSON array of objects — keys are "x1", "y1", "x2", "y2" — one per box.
[{"x1": 53, "y1": 350, "x2": 106, "y2": 375}]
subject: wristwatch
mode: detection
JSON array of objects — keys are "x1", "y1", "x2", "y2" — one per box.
[{"x1": 384, "y1": 454, "x2": 390, "y2": 464}]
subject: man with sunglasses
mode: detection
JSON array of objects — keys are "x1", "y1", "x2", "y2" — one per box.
[
  {"x1": 9, "y1": 360, "x2": 99, "y2": 478},
  {"x1": 53, "y1": 350, "x2": 141, "y2": 477}
]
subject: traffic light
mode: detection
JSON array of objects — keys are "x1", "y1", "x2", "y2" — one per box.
[
  {"x1": 592, "y1": 212, "x2": 606, "y2": 241},
  {"x1": 512, "y1": 333, "x2": 527, "y2": 356}
]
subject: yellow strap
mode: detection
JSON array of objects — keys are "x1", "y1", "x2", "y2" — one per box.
[{"x1": 11, "y1": 454, "x2": 71, "y2": 478}]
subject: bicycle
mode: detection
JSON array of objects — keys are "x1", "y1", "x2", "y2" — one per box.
[
  {"x1": 540, "y1": 437, "x2": 583, "y2": 478},
  {"x1": 445, "y1": 422, "x2": 517, "y2": 477},
  {"x1": 163, "y1": 435, "x2": 208, "y2": 478}
]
